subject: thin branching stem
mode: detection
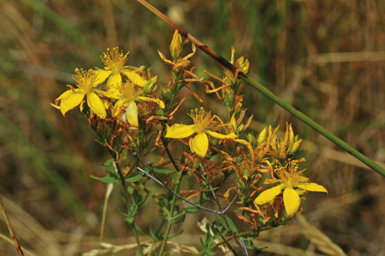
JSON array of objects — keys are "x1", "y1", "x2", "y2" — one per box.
[
  {"x1": 137, "y1": 166, "x2": 236, "y2": 214},
  {"x1": 90, "y1": 123, "x2": 144, "y2": 255},
  {"x1": 158, "y1": 135, "x2": 183, "y2": 256},
  {"x1": 199, "y1": 164, "x2": 247, "y2": 256},
  {"x1": 112, "y1": 159, "x2": 143, "y2": 256}
]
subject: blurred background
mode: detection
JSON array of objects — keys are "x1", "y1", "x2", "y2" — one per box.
[{"x1": 1, "y1": 0, "x2": 385, "y2": 255}]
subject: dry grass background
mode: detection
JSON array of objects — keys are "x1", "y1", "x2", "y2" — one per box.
[{"x1": 1, "y1": 0, "x2": 385, "y2": 255}]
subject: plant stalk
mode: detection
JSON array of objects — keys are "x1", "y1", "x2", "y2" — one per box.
[
  {"x1": 136, "y1": 0, "x2": 385, "y2": 178},
  {"x1": 158, "y1": 131, "x2": 184, "y2": 255}
]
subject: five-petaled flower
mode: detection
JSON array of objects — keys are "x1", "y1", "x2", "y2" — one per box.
[
  {"x1": 94, "y1": 47, "x2": 149, "y2": 94},
  {"x1": 165, "y1": 107, "x2": 237, "y2": 157},
  {"x1": 53, "y1": 68, "x2": 106, "y2": 118},
  {"x1": 254, "y1": 160, "x2": 327, "y2": 217},
  {"x1": 109, "y1": 82, "x2": 165, "y2": 127}
]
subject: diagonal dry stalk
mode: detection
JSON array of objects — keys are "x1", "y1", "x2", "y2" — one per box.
[
  {"x1": 136, "y1": 0, "x2": 385, "y2": 178},
  {"x1": 0, "y1": 196, "x2": 25, "y2": 256}
]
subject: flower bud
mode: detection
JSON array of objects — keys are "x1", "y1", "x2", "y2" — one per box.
[
  {"x1": 143, "y1": 75, "x2": 158, "y2": 93},
  {"x1": 290, "y1": 138, "x2": 303, "y2": 154},
  {"x1": 235, "y1": 56, "x2": 250, "y2": 74},
  {"x1": 224, "y1": 88, "x2": 234, "y2": 109},
  {"x1": 170, "y1": 30, "x2": 183, "y2": 59},
  {"x1": 257, "y1": 127, "x2": 267, "y2": 144}
]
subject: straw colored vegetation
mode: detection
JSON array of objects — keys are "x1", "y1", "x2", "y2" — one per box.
[{"x1": 1, "y1": 0, "x2": 385, "y2": 255}]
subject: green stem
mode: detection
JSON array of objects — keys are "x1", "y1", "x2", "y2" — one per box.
[
  {"x1": 241, "y1": 75, "x2": 385, "y2": 177},
  {"x1": 158, "y1": 134, "x2": 184, "y2": 255},
  {"x1": 133, "y1": 228, "x2": 143, "y2": 256},
  {"x1": 89, "y1": 122, "x2": 144, "y2": 255},
  {"x1": 113, "y1": 160, "x2": 144, "y2": 256},
  {"x1": 159, "y1": 169, "x2": 183, "y2": 255}
]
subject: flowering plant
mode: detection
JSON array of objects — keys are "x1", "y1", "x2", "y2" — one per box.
[{"x1": 53, "y1": 31, "x2": 327, "y2": 255}]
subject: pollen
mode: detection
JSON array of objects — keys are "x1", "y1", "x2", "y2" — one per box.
[
  {"x1": 101, "y1": 47, "x2": 128, "y2": 72},
  {"x1": 72, "y1": 68, "x2": 98, "y2": 93},
  {"x1": 189, "y1": 107, "x2": 214, "y2": 133},
  {"x1": 274, "y1": 160, "x2": 307, "y2": 188},
  {"x1": 120, "y1": 82, "x2": 137, "y2": 101}
]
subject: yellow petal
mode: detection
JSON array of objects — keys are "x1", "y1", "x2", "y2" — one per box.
[
  {"x1": 137, "y1": 96, "x2": 165, "y2": 109},
  {"x1": 283, "y1": 187, "x2": 301, "y2": 217},
  {"x1": 121, "y1": 70, "x2": 147, "y2": 87},
  {"x1": 165, "y1": 124, "x2": 195, "y2": 139},
  {"x1": 254, "y1": 184, "x2": 285, "y2": 205},
  {"x1": 190, "y1": 132, "x2": 209, "y2": 157},
  {"x1": 206, "y1": 131, "x2": 237, "y2": 139},
  {"x1": 124, "y1": 100, "x2": 138, "y2": 127},
  {"x1": 234, "y1": 139, "x2": 250, "y2": 145},
  {"x1": 93, "y1": 69, "x2": 112, "y2": 85},
  {"x1": 157, "y1": 50, "x2": 173, "y2": 64},
  {"x1": 86, "y1": 92, "x2": 106, "y2": 119},
  {"x1": 296, "y1": 183, "x2": 328, "y2": 193},
  {"x1": 50, "y1": 103, "x2": 60, "y2": 110},
  {"x1": 60, "y1": 91, "x2": 85, "y2": 116},
  {"x1": 56, "y1": 89, "x2": 74, "y2": 102},
  {"x1": 112, "y1": 99, "x2": 125, "y2": 117},
  {"x1": 106, "y1": 72, "x2": 122, "y2": 92}
]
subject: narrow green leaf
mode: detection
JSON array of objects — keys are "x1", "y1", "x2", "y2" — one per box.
[
  {"x1": 125, "y1": 174, "x2": 143, "y2": 183},
  {"x1": 225, "y1": 216, "x2": 238, "y2": 233},
  {"x1": 217, "y1": 215, "x2": 228, "y2": 231},
  {"x1": 90, "y1": 174, "x2": 118, "y2": 183},
  {"x1": 185, "y1": 206, "x2": 200, "y2": 214}
]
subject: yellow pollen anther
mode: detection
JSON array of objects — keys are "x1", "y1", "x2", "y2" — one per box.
[
  {"x1": 189, "y1": 108, "x2": 214, "y2": 133},
  {"x1": 72, "y1": 68, "x2": 98, "y2": 93},
  {"x1": 101, "y1": 47, "x2": 128, "y2": 72},
  {"x1": 120, "y1": 83, "x2": 137, "y2": 101},
  {"x1": 274, "y1": 160, "x2": 305, "y2": 188}
]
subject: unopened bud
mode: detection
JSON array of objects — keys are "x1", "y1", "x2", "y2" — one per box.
[
  {"x1": 246, "y1": 133, "x2": 255, "y2": 145},
  {"x1": 224, "y1": 88, "x2": 234, "y2": 109},
  {"x1": 162, "y1": 87, "x2": 172, "y2": 101},
  {"x1": 170, "y1": 30, "x2": 183, "y2": 59},
  {"x1": 257, "y1": 127, "x2": 267, "y2": 144},
  {"x1": 230, "y1": 115, "x2": 237, "y2": 131},
  {"x1": 235, "y1": 56, "x2": 250, "y2": 74},
  {"x1": 290, "y1": 138, "x2": 303, "y2": 154},
  {"x1": 143, "y1": 75, "x2": 158, "y2": 93}
]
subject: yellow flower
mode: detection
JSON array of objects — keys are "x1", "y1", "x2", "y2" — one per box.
[
  {"x1": 165, "y1": 108, "x2": 237, "y2": 157},
  {"x1": 94, "y1": 47, "x2": 149, "y2": 94},
  {"x1": 254, "y1": 160, "x2": 327, "y2": 217},
  {"x1": 111, "y1": 82, "x2": 164, "y2": 127},
  {"x1": 54, "y1": 68, "x2": 106, "y2": 118}
]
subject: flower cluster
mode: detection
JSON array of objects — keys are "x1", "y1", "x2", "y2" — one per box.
[{"x1": 53, "y1": 47, "x2": 163, "y2": 128}]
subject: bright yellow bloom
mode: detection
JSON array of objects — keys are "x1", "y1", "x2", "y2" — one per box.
[
  {"x1": 54, "y1": 68, "x2": 106, "y2": 118},
  {"x1": 110, "y1": 82, "x2": 164, "y2": 127},
  {"x1": 94, "y1": 47, "x2": 149, "y2": 94},
  {"x1": 254, "y1": 160, "x2": 327, "y2": 217},
  {"x1": 165, "y1": 108, "x2": 237, "y2": 157}
]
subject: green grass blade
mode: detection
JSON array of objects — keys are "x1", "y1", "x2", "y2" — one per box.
[{"x1": 241, "y1": 75, "x2": 385, "y2": 177}]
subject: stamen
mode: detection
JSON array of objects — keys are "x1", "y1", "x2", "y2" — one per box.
[
  {"x1": 101, "y1": 47, "x2": 128, "y2": 71},
  {"x1": 189, "y1": 107, "x2": 214, "y2": 133},
  {"x1": 72, "y1": 68, "x2": 98, "y2": 93},
  {"x1": 120, "y1": 83, "x2": 138, "y2": 100}
]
